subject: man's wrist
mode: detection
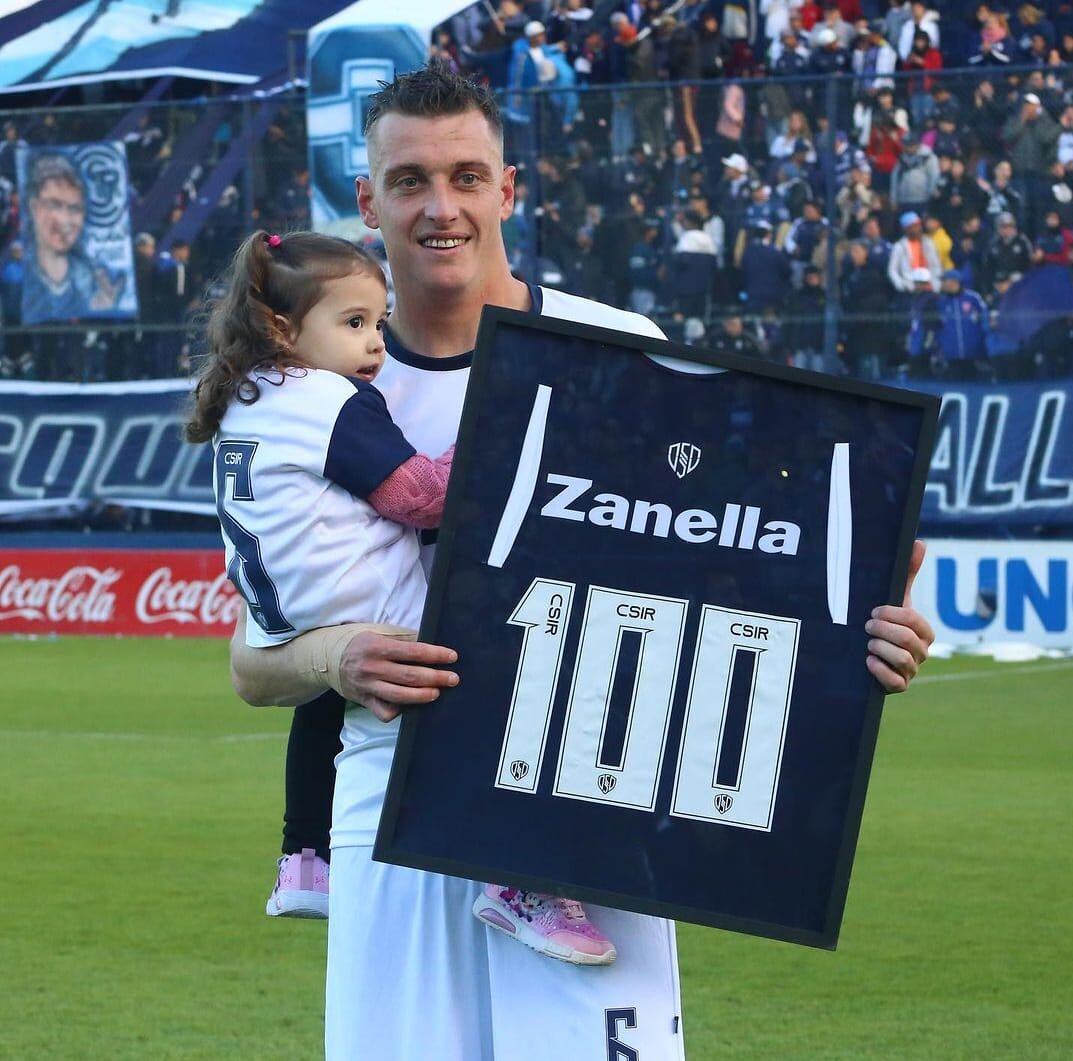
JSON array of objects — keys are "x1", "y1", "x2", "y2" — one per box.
[{"x1": 292, "y1": 622, "x2": 416, "y2": 696}]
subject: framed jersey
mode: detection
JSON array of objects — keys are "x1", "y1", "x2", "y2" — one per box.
[{"x1": 375, "y1": 308, "x2": 940, "y2": 949}]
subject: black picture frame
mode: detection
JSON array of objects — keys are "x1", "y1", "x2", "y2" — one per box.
[{"x1": 374, "y1": 306, "x2": 940, "y2": 950}]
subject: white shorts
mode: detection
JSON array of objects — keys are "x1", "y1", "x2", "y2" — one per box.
[{"x1": 325, "y1": 846, "x2": 686, "y2": 1060}]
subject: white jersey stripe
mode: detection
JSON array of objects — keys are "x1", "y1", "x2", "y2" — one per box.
[
  {"x1": 486, "y1": 384, "x2": 552, "y2": 569},
  {"x1": 826, "y1": 441, "x2": 852, "y2": 626}
]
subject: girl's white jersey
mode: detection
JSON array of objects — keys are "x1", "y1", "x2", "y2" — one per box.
[{"x1": 214, "y1": 368, "x2": 427, "y2": 650}]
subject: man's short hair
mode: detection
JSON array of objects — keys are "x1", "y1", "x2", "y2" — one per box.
[
  {"x1": 363, "y1": 63, "x2": 503, "y2": 155},
  {"x1": 27, "y1": 153, "x2": 84, "y2": 200}
]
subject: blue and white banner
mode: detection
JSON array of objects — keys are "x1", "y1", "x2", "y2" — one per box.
[
  {"x1": 307, "y1": 0, "x2": 473, "y2": 230},
  {"x1": 0, "y1": 380, "x2": 212, "y2": 520},
  {"x1": 17, "y1": 142, "x2": 138, "y2": 325},
  {"x1": 914, "y1": 539, "x2": 1073, "y2": 649},
  {"x1": 914, "y1": 378, "x2": 1073, "y2": 529}
]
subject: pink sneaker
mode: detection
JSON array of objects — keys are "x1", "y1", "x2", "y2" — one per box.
[
  {"x1": 472, "y1": 884, "x2": 616, "y2": 965},
  {"x1": 265, "y1": 848, "x2": 329, "y2": 919}
]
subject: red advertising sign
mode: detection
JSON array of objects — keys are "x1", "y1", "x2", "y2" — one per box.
[{"x1": 0, "y1": 549, "x2": 240, "y2": 637}]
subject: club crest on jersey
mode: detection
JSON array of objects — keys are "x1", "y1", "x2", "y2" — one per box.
[
  {"x1": 668, "y1": 442, "x2": 701, "y2": 479},
  {"x1": 540, "y1": 474, "x2": 801, "y2": 554},
  {"x1": 714, "y1": 793, "x2": 734, "y2": 814},
  {"x1": 510, "y1": 760, "x2": 529, "y2": 781},
  {"x1": 597, "y1": 773, "x2": 617, "y2": 794}
]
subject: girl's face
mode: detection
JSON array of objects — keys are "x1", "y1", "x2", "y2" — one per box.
[{"x1": 291, "y1": 269, "x2": 388, "y2": 382}]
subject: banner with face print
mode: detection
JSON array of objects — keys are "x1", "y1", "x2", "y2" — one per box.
[{"x1": 17, "y1": 142, "x2": 138, "y2": 325}]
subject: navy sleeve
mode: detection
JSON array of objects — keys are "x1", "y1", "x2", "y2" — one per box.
[{"x1": 323, "y1": 380, "x2": 416, "y2": 499}]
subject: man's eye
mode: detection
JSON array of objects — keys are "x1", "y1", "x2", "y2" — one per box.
[
  {"x1": 376, "y1": 320, "x2": 386, "y2": 332},
  {"x1": 459, "y1": 173, "x2": 478, "y2": 185},
  {"x1": 347, "y1": 316, "x2": 364, "y2": 329},
  {"x1": 398, "y1": 176, "x2": 419, "y2": 188}
]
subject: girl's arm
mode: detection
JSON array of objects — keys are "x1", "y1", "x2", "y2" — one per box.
[{"x1": 367, "y1": 445, "x2": 454, "y2": 529}]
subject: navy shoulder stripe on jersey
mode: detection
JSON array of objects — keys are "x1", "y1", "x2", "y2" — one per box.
[
  {"x1": 384, "y1": 282, "x2": 543, "y2": 369},
  {"x1": 323, "y1": 380, "x2": 416, "y2": 499}
]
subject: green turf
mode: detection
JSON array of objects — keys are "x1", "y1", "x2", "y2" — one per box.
[{"x1": 1, "y1": 638, "x2": 1070, "y2": 1059}]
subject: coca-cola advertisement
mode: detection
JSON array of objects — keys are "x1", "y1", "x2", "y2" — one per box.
[{"x1": 0, "y1": 549, "x2": 240, "y2": 637}]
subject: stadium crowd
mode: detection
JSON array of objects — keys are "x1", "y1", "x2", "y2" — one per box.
[{"x1": 2, "y1": 1, "x2": 1073, "y2": 381}]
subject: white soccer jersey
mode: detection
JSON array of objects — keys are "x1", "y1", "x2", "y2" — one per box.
[
  {"x1": 213, "y1": 368, "x2": 426, "y2": 649},
  {"x1": 327, "y1": 286, "x2": 684, "y2": 1061}
]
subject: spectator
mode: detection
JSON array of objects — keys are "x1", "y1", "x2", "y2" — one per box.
[
  {"x1": 891, "y1": 132, "x2": 940, "y2": 216},
  {"x1": 1040, "y1": 159, "x2": 1073, "y2": 226},
  {"x1": 836, "y1": 164, "x2": 876, "y2": 236},
  {"x1": 930, "y1": 269, "x2": 991, "y2": 377},
  {"x1": 785, "y1": 199, "x2": 829, "y2": 278},
  {"x1": 628, "y1": 222, "x2": 662, "y2": 315},
  {"x1": 865, "y1": 107, "x2": 904, "y2": 195},
  {"x1": 952, "y1": 213, "x2": 986, "y2": 289},
  {"x1": 709, "y1": 311, "x2": 765, "y2": 358},
  {"x1": 1032, "y1": 208, "x2": 1073, "y2": 264},
  {"x1": 741, "y1": 220, "x2": 792, "y2": 312},
  {"x1": 905, "y1": 265, "x2": 941, "y2": 370},
  {"x1": 713, "y1": 152, "x2": 751, "y2": 246},
  {"x1": 902, "y1": 30, "x2": 943, "y2": 128},
  {"x1": 932, "y1": 157, "x2": 987, "y2": 234},
  {"x1": 923, "y1": 214, "x2": 955, "y2": 271},
  {"x1": 809, "y1": 26, "x2": 851, "y2": 76},
  {"x1": 810, "y1": 4, "x2": 854, "y2": 50},
  {"x1": 897, "y1": 1, "x2": 940, "y2": 60},
  {"x1": 889, "y1": 210, "x2": 941, "y2": 292},
  {"x1": 981, "y1": 211, "x2": 1034, "y2": 295},
  {"x1": 782, "y1": 263, "x2": 828, "y2": 370},
  {"x1": 980, "y1": 159, "x2": 1024, "y2": 229},
  {"x1": 852, "y1": 20, "x2": 898, "y2": 98},
  {"x1": 0, "y1": 239, "x2": 24, "y2": 325},
  {"x1": 1003, "y1": 91, "x2": 1061, "y2": 234},
  {"x1": 840, "y1": 238, "x2": 892, "y2": 376}
]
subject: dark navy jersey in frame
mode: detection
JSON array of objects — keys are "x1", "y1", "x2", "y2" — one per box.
[{"x1": 376, "y1": 312, "x2": 937, "y2": 949}]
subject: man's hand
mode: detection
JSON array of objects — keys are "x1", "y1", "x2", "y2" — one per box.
[
  {"x1": 865, "y1": 539, "x2": 935, "y2": 693},
  {"x1": 339, "y1": 631, "x2": 459, "y2": 722}
]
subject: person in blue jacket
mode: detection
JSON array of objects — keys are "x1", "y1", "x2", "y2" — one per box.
[{"x1": 909, "y1": 268, "x2": 991, "y2": 378}]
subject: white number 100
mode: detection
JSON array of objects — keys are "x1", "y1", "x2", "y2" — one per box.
[{"x1": 495, "y1": 578, "x2": 801, "y2": 832}]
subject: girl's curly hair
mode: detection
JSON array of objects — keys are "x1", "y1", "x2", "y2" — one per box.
[{"x1": 184, "y1": 230, "x2": 386, "y2": 443}]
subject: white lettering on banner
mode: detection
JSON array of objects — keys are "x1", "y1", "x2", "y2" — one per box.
[
  {"x1": 0, "y1": 564, "x2": 119, "y2": 623},
  {"x1": 135, "y1": 568, "x2": 241, "y2": 626}
]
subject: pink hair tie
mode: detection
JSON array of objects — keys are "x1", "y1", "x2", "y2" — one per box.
[{"x1": 265, "y1": 233, "x2": 282, "y2": 248}]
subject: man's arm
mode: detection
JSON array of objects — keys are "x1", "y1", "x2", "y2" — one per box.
[
  {"x1": 865, "y1": 539, "x2": 935, "y2": 693},
  {"x1": 230, "y1": 610, "x2": 459, "y2": 719}
]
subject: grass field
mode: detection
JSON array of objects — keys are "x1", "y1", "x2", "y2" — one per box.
[{"x1": 1, "y1": 637, "x2": 1070, "y2": 1060}]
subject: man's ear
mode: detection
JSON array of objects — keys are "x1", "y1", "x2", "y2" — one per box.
[
  {"x1": 500, "y1": 164, "x2": 517, "y2": 222},
  {"x1": 357, "y1": 176, "x2": 380, "y2": 230}
]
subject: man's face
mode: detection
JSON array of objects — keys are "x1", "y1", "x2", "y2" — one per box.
[
  {"x1": 30, "y1": 178, "x2": 85, "y2": 255},
  {"x1": 724, "y1": 317, "x2": 743, "y2": 337},
  {"x1": 999, "y1": 221, "x2": 1016, "y2": 240},
  {"x1": 358, "y1": 109, "x2": 515, "y2": 297},
  {"x1": 850, "y1": 243, "x2": 867, "y2": 267},
  {"x1": 905, "y1": 221, "x2": 923, "y2": 239},
  {"x1": 942, "y1": 278, "x2": 960, "y2": 294},
  {"x1": 995, "y1": 161, "x2": 1011, "y2": 182}
]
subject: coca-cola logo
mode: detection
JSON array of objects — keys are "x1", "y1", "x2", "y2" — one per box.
[
  {"x1": 135, "y1": 567, "x2": 242, "y2": 626},
  {"x1": 0, "y1": 564, "x2": 120, "y2": 623}
]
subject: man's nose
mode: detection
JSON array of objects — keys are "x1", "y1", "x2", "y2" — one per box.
[{"x1": 424, "y1": 180, "x2": 460, "y2": 224}]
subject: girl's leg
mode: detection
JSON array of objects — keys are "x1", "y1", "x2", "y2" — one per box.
[{"x1": 282, "y1": 690, "x2": 346, "y2": 862}]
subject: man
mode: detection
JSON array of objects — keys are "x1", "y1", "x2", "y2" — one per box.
[
  {"x1": 888, "y1": 210, "x2": 940, "y2": 293},
  {"x1": 1002, "y1": 91, "x2": 1060, "y2": 235},
  {"x1": 22, "y1": 153, "x2": 121, "y2": 324},
  {"x1": 981, "y1": 211, "x2": 1033, "y2": 296},
  {"x1": 229, "y1": 66, "x2": 935, "y2": 1060},
  {"x1": 890, "y1": 132, "x2": 940, "y2": 217}
]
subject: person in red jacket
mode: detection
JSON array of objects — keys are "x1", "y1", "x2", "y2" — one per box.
[
  {"x1": 903, "y1": 29, "x2": 943, "y2": 129},
  {"x1": 867, "y1": 112, "x2": 905, "y2": 196}
]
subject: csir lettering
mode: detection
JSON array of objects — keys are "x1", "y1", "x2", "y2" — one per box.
[{"x1": 539, "y1": 474, "x2": 801, "y2": 554}]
